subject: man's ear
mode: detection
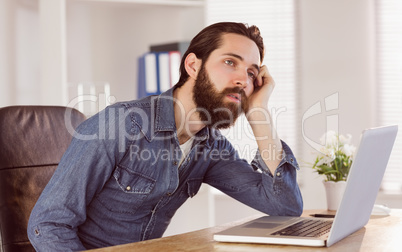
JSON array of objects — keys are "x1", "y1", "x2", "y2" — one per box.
[{"x1": 184, "y1": 53, "x2": 202, "y2": 80}]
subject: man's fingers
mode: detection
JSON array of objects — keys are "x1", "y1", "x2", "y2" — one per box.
[
  {"x1": 256, "y1": 65, "x2": 274, "y2": 87},
  {"x1": 256, "y1": 65, "x2": 266, "y2": 87}
]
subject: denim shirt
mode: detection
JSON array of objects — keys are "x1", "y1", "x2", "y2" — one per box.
[{"x1": 28, "y1": 88, "x2": 303, "y2": 251}]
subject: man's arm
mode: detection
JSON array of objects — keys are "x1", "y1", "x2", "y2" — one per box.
[
  {"x1": 27, "y1": 106, "x2": 128, "y2": 251},
  {"x1": 204, "y1": 137, "x2": 303, "y2": 216},
  {"x1": 204, "y1": 65, "x2": 302, "y2": 216},
  {"x1": 246, "y1": 65, "x2": 282, "y2": 174},
  {"x1": 247, "y1": 108, "x2": 282, "y2": 175}
]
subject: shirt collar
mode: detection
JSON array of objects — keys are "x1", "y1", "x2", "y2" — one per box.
[
  {"x1": 154, "y1": 88, "x2": 176, "y2": 132},
  {"x1": 153, "y1": 87, "x2": 210, "y2": 143}
]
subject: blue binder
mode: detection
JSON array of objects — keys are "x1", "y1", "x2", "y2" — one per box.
[{"x1": 137, "y1": 52, "x2": 159, "y2": 98}]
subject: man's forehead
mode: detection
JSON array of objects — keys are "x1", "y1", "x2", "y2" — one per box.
[{"x1": 218, "y1": 33, "x2": 261, "y2": 65}]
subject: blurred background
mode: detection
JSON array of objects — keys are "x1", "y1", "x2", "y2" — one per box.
[{"x1": 1, "y1": 0, "x2": 401, "y2": 236}]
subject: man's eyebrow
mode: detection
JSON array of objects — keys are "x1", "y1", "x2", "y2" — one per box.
[{"x1": 223, "y1": 53, "x2": 260, "y2": 72}]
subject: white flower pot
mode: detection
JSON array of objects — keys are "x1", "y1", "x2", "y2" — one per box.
[{"x1": 322, "y1": 180, "x2": 347, "y2": 211}]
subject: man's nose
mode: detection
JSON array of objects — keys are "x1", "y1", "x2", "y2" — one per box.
[{"x1": 234, "y1": 71, "x2": 249, "y2": 88}]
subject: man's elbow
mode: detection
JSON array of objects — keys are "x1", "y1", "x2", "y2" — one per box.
[
  {"x1": 27, "y1": 219, "x2": 40, "y2": 250},
  {"x1": 279, "y1": 195, "x2": 303, "y2": 217}
]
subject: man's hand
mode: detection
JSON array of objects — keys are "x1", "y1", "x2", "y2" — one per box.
[
  {"x1": 245, "y1": 65, "x2": 283, "y2": 174},
  {"x1": 247, "y1": 65, "x2": 275, "y2": 111}
]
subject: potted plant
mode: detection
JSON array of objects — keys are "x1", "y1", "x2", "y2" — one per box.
[{"x1": 312, "y1": 131, "x2": 356, "y2": 210}]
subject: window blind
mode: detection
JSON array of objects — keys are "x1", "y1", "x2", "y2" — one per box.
[
  {"x1": 376, "y1": 0, "x2": 402, "y2": 192},
  {"x1": 205, "y1": 0, "x2": 298, "y2": 162}
]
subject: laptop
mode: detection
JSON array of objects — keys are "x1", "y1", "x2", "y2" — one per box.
[{"x1": 214, "y1": 125, "x2": 398, "y2": 247}]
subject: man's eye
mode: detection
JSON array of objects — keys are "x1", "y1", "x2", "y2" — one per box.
[
  {"x1": 224, "y1": 60, "x2": 234, "y2": 66},
  {"x1": 248, "y1": 72, "x2": 256, "y2": 80}
]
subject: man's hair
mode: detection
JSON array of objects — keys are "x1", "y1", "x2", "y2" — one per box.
[{"x1": 175, "y1": 22, "x2": 265, "y2": 88}]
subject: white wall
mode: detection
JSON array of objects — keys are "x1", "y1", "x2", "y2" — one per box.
[
  {"x1": 298, "y1": 0, "x2": 376, "y2": 209},
  {"x1": 0, "y1": 0, "x2": 41, "y2": 106},
  {"x1": 0, "y1": 0, "x2": 12, "y2": 106},
  {"x1": 0, "y1": 0, "x2": 204, "y2": 106},
  {"x1": 67, "y1": 1, "x2": 204, "y2": 103}
]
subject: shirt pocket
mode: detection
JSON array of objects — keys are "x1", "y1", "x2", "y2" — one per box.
[{"x1": 96, "y1": 165, "x2": 156, "y2": 214}]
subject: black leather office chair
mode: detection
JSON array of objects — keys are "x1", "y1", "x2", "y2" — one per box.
[{"x1": 0, "y1": 106, "x2": 86, "y2": 252}]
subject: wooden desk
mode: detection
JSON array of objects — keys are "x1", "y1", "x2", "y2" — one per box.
[{"x1": 89, "y1": 209, "x2": 402, "y2": 252}]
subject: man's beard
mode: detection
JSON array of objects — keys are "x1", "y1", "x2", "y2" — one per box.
[{"x1": 192, "y1": 65, "x2": 249, "y2": 129}]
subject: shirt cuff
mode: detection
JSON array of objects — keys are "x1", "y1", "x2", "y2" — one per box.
[{"x1": 252, "y1": 140, "x2": 299, "y2": 177}]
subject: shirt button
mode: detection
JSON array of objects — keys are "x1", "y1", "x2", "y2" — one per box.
[
  {"x1": 173, "y1": 161, "x2": 178, "y2": 165},
  {"x1": 167, "y1": 192, "x2": 172, "y2": 196},
  {"x1": 290, "y1": 158, "x2": 294, "y2": 163},
  {"x1": 126, "y1": 186, "x2": 131, "y2": 191},
  {"x1": 276, "y1": 172, "x2": 281, "y2": 177}
]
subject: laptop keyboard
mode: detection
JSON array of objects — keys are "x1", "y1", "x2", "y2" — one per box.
[{"x1": 271, "y1": 219, "x2": 333, "y2": 237}]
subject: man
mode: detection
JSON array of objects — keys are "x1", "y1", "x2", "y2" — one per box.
[{"x1": 28, "y1": 22, "x2": 303, "y2": 250}]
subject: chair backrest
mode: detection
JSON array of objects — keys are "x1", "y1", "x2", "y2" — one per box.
[{"x1": 0, "y1": 106, "x2": 86, "y2": 252}]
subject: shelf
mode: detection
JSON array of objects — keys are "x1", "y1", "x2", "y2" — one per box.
[
  {"x1": 65, "y1": 0, "x2": 205, "y2": 102},
  {"x1": 71, "y1": 0, "x2": 205, "y2": 7}
]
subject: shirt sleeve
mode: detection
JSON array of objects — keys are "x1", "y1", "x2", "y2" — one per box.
[
  {"x1": 204, "y1": 139, "x2": 303, "y2": 216},
  {"x1": 27, "y1": 105, "x2": 130, "y2": 251}
]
